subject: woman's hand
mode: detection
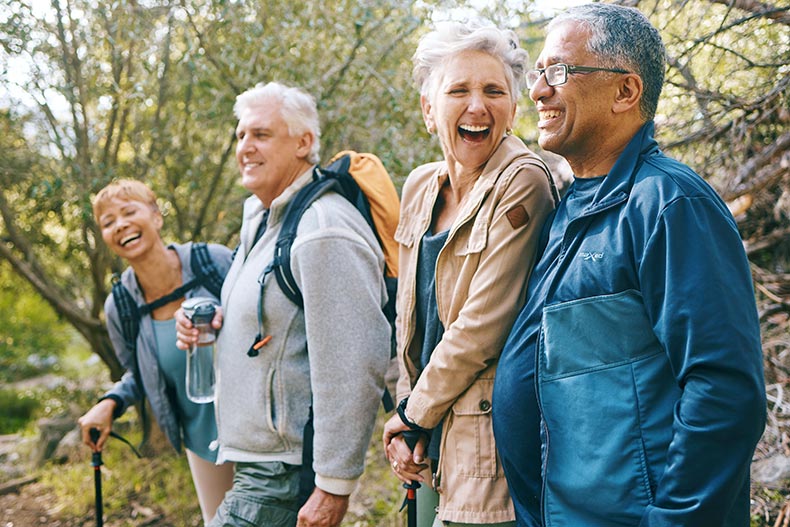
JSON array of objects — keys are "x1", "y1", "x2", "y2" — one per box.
[
  {"x1": 383, "y1": 413, "x2": 428, "y2": 485},
  {"x1": 175, "y1": 305, "x2": 223, "y2": 350},
  {"x1": 77, "y1": 398, "x2": 116, "y2": 452}
]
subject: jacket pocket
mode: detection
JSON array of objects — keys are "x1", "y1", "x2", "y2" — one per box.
[
  {"x1": 538, "y1": 290, "x2": 671, "y2": 523},
  {"x1": 444, "y1": 376, "x2": 500, "y2": 478},
  {"x1": 265, "y1": 366, "x2": 278, "y2": 433},
  {"x1": 453, "y1": 217, "x2": 489, "y2": 256},
  {"x1": 395, "y1": 218, "x2": 417, "y2": 248},
  {"x1": 541, "y1": 289, "x2": 661, "y2": 379}
]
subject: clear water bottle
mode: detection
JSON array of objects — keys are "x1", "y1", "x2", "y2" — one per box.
[{"x1": 182, "y1": 297, "x2": 218, "y2": 404}]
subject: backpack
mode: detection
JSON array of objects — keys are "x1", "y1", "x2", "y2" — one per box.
[{"x1": 273, "y1": 150, "x2": 399, "y2": 322}]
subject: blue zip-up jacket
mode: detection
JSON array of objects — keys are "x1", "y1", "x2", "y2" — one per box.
[{"x1": 493, "y1": 122, "x2": 766, "y2": 527}]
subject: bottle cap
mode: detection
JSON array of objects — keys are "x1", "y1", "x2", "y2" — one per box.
[{"x1": 182, "y1": 297, "x2": 217, "y2": 323}]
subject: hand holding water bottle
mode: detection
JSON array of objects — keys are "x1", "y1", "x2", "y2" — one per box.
[{"x1": 179, "y1": 297, "x2": 220, "y2": 403}]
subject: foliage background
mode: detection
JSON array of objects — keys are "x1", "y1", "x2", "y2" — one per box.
[{"x1": 0, "y1": 0, "x2": 788, "y2": 525}]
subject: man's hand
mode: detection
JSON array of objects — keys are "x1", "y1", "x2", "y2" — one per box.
[
  {"x1": 175, "y1": 305, "x2": 223, "y2": 350},
  {"x1": 296, "y1": 487, "x2": 349, "y2": 527}
]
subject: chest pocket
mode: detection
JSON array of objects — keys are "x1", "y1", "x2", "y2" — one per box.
[
  {"x1": 453, "y1": 215, "x2": 489, "y2": 256},
  {"x1": 394, "y1": 220, "x2": 417, "y2": 248}
]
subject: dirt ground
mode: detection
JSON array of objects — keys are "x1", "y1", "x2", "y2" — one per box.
[{"x1": 1, "y1": 480, "x2": 83, "y2": 527}]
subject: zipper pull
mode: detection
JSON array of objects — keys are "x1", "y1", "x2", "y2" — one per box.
[{"x1": 247, "y1": 334, "x2": 272, "y2": 357}]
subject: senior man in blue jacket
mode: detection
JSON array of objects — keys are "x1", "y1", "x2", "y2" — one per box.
[{"x1": 492, "y1": 4, "x2": 766, "y2": 527}]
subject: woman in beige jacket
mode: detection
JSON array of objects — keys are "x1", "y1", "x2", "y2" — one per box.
[{"x1": 382, "y1": 21, "x2": 558, "y2": 527}]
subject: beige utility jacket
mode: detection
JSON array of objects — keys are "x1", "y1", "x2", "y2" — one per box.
[{"x1": 395, "y1": 135, "x2": 557, "y2": 523}]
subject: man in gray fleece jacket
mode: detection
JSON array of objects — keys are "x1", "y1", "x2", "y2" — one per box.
[{"x1": 177, "y1": 81, "x2": 391, "y2": 527}]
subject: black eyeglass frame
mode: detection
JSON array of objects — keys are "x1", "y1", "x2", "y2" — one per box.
[{"x1": 526, "y1": 63, "x2": 631, "y2": 89}]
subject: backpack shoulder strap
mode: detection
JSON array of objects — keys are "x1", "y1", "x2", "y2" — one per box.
[
  {"x1": 190, "y1": 242, "x2": 224, "y2": 299},
  {"x1": 111, "y1": 275, "x2": 141, "y2": 355},
  {"x1": 272, "y1": 171, "x2": 340, "y2": 308},
  {"x1": 132, "y1": 243, "x2": 224, "y2": 318},
  {"x1": 109, "y1": 274, "x2": 151, "y2": 445}
]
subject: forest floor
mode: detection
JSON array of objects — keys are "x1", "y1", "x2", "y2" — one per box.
[
  {"x1": 0, "y1": 369, "x2": 404, "y2": 527},
  {"x1": 0, "y1": 421, "x2": 405, "y2": 527},
  {"x1": 1, "y1": 370, "x2": 787, "y2": 526}
]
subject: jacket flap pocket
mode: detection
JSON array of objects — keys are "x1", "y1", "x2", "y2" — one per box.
[
  {"x1": 394, "y1": 221, "x2": 415, "y2": 247},
  {"x1": 541, "y1": 289, "x2": 662, "y2": 379},
  {"x1": 454, "y1": 219, "x2": 489, "y2": 256},
  {"x1": 451, "y1": 378, "x2": 494, "y2": 415}
]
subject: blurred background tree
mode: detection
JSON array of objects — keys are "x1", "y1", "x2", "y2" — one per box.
[
  {"x1": 0, "y1": 0, "x2": 787, "y2": 441},
  {"x1": 1, "y1": 0, "x2": 788, "y2": 523}
]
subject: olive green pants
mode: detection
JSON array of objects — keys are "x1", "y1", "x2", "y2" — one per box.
[{"x1": 208, "y1": 461, "x2": 301, "y2": 527}]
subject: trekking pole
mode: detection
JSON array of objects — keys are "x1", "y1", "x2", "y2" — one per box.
[
  {"x1": 401, "y1": 430, "x2": 422, "y2": 527},
  {"x1": 89, "y1": 428, "x2": 104, "y2": 527}
]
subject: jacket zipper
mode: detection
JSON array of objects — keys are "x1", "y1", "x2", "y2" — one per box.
[{"x1": 535, "y1": 190, "x2": 628, "y2": 524}]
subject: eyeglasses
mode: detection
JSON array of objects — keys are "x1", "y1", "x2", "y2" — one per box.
[{"x1": 526, "y1": 63, "x2": 631, "y2": 89}]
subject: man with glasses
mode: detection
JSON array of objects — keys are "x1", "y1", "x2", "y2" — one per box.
[{"x1": 492, "y1": 4, "x2": 765, "y2": 527}]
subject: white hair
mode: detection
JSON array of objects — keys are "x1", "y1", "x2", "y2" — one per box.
[
  {"x1": 234, "y1": 82, "x2": 321, "y2": 164},
  {"x1": 412, "y1": 21, "x2": 529, "y2": 104},
  {"x1": 549, "y1": 4, "x2": 665, "y2": 121}
]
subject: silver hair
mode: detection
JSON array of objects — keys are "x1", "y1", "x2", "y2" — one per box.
[
  {"x1": 412, "y1": 21, "x2": 529, "y2": 103},
  {"x1": 233, "y1": 81, "x2": 322, "y2": 164},
  {"x1": 548, "y1": 4, "x2": 666, "y2": 121}
]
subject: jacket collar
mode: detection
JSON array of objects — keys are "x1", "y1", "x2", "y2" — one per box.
[
  {"x1": 429, "y1": 135, "x2": 536, "y2": 228},
  {"x1": 240, "y1": 166, "x2": 316, "y2": 247},
  {"x1": 584, "y1": 121, "x2": 660, "y2": 214},
  {"x1": 471, "y1": 134, "x2": 536, "y2": 199}
]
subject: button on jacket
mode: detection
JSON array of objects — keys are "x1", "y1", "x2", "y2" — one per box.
[{"x1": 396, "y1": 135, "x2": 557, "y2": 524}]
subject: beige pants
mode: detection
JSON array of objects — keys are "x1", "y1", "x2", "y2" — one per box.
[
  {"x1": 418, "y1": 483, "x2": 517, "y2": 527},
  {"x1": 185, "y1": 449, "x2": 234, "y2": 525}
]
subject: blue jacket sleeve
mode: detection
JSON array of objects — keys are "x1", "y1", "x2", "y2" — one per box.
[{"x1": 638, "y1": 195, "x2": 766, "y2": 525}]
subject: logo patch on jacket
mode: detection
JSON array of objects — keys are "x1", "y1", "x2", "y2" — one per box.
[
  {"x1": 578, "y1": 251, "x2": 604, "y2": 262},
  {"x1": 506, "y1": 205, "x2": 530, "y2": 229}
]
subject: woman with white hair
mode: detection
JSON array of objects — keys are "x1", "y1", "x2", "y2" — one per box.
[{"x1": 382, "y1": 20, "x2": 558, "y2": 527}]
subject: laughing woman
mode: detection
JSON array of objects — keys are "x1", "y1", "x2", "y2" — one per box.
[
  {"x1": 382, "y1": 21, "x2": 558, "y2": 527},
  {"x1": 77, "y1": 180, "x2": 234, "y2": 524}
]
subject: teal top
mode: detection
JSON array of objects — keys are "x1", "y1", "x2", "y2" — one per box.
[{"x1": 152, "y1": 318, "x2": 218, "y2": 462}]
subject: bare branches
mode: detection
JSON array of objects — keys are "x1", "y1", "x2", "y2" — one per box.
[
  {"x1": 708, "y1": 0, "x2": 790, "y2": 25},
  {"x1": 727, "y1": 132, "x2": 790, "y2": 200}
]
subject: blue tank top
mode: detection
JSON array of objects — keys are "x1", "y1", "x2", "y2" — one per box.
[
  {"x1": 152, "y1": 318, "x2": 219, "y2": 462},
  {"x1": 415, "y1": 227, "x2": 450, "y2": 461}
]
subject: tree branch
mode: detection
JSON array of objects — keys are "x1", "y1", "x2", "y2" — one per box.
[
  {"x1": 745, "y1": 226, "x2": 790, "y2": 256},
  {"x1": 708, "y1": 0, "x2": 790, "y2": 25},
  {"x1": 725, "y1": 132, "x2": 790, "y2": 200}
]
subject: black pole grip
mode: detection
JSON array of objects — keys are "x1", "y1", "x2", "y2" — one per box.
[
  {"x1": 401, "y1": 430, "x2": 422, "y2": 493},
  {"x1": 402, "y1": 429, "x2": 421, "y2": 451}
]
